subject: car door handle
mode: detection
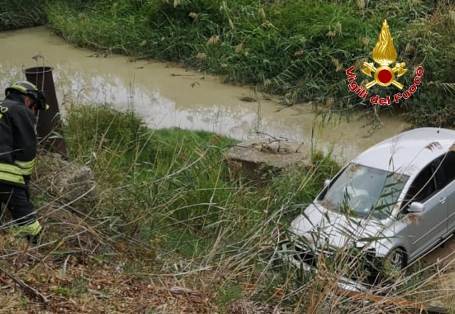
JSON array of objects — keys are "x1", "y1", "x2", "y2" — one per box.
[{"x1": 440, "y1": 197, "x2": 447, "y2": 204}]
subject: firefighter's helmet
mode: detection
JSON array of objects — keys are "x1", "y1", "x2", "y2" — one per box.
[{"x1": 5, "y1": 81, "x2": 47, "y2": 110}]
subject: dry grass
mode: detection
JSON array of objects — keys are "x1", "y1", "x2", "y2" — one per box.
[{"x1": 1, "y1": 106, "x2": 454, "y2": 313}]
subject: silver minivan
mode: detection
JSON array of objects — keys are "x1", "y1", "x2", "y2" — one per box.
[{"x1": 283, "y1": 128, "x2": 455, "y2": 279}]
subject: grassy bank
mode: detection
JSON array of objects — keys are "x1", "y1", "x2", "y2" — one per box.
[
  {"x1": 56, "y1": 106, "x2": 449, "y2": 311},
  {"x1": 0, "y1": 106, "x2": 449, "y2": 311},
  {"x1": 53, "y1": 107, "x2": 455, "y2": 310},
  {"x1": 44, "y1": 0, "x2": 455, "y2": 128},
  {"x1": 0, "y1": 105, "x2": 338, "y2": 311},
  {"x1": 0, "y1": 0, "x2": 46, "y2": 31},
  {"x1": 61, "y1": 105, "x2": 342, "y2": 311}
]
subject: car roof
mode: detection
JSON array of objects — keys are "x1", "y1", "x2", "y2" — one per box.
[{"x1": 353, "y1": 127, "x2": 455, "y2": 177}]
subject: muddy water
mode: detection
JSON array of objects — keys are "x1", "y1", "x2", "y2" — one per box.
[{"x1": 0, "y1": 27, "x2": 410, "y2": 161}]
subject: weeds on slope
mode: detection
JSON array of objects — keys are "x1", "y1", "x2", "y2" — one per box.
[
  {"x1": 0, "y1": 105, "x2": 452, "y2": 311},
  {"x1": 60, "y1": 105, "x2": 454, "y2": 311}
]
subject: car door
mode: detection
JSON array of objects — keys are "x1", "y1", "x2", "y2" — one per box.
[
  {"x1": 412, "y1": 189, "x2": 449, "y2": 258},
  {"x1": 437, "y1": 152, "x2": 455, "y2": 232},
  {"x1": 399, "y1": 157, "x2": 449, "y2": 260},
  {"x1": 444, "y1": 180, "x2": 455, "y2": 232}
]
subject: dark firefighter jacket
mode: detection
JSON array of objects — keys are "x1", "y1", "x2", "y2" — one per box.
[{"x1": 0, "y1": 93, "x2": 37, "y2": 186}]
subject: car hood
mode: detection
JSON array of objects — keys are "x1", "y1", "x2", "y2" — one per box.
[{"x1": 289, "y1": 203, "x2": 388, "y2": 250}]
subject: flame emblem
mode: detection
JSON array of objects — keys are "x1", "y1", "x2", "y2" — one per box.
[{"x1": 361, "y1": 20, "x2": 407, "y2": 89}]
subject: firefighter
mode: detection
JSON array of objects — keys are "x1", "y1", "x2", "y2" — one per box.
[{"x1": 0, "y1": 81, "x2": 47, "y2": 241}]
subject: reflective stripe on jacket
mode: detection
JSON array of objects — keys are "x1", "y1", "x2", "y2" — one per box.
[{"x1": 0, "y1": 94, "x2": 37, "y2": 186}]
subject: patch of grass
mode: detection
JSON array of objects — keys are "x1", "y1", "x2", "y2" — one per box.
[
  {"x1": 403, "y1": 3, "x2": 455, "y2": 128},
  {"x1": 216, "y1": 281, "x2": 243, "y2": 309},
  {"x1": 64, "y1": 104, "x2": 338, "y2": 256},
  {"x1": 0, "y1": 0, "x2": 46, "y2": 31}
]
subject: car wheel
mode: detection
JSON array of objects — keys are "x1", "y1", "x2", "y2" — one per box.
[
  {"x1": 386, "y1": 248, "x2": 406, "y2": 269},
  {"x1": 383, "y1": 248, "x2": 407, "y2": 282}
]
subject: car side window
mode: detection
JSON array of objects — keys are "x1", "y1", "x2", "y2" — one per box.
[
  {"x1": 402, "y1": 152, "x2": 455, "y2": 209},
  {"x1": 404, "y1": 165, "x2": 436, "y2": 206},
  {"x1": 434, "y1": 151, "x2": 455, "y2": 190}
]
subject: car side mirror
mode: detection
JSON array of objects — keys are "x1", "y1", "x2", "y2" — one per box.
[
  {"x1": 324, "y1": 179, "x2": 331, "y2": 188},
  {"x1": 408, "y1": 202, "x2": 425, "y2": 214}
]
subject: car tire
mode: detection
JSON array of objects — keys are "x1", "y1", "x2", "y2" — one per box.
[
  {"x1": 381, "y1": 248, "x2": 407, "y2": 285},
  {"x1": 385, "y1": 248, "x2": 407, "y2": 270}
]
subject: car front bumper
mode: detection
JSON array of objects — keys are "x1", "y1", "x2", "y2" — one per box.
[{"x1": 278, "y1": 240, "x2": 372, "y2": 292}]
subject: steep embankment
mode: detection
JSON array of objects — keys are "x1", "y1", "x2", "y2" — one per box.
[{"x1": 44, "y1": 0, "x2": 455, "y2": 128}]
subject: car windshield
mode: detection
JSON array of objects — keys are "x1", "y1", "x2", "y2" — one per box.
[{"x1": 319, "y1": 163, "x2": 409, "y2": 219}]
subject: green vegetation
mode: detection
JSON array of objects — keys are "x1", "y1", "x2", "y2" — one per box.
[
  {"x1": 1, "y1": 1, "x2": 453, "y2": 309},
  {"x1": 0, "y1": 0, "x2": 46, "y2": 31},
  {"x1": 1, "y1": 1, "x2": 453, "y2": 127},
  {"x1": 64, "y1": 104, "x2": 338, "y2": 254},
  {"x1": 403, "y1": 5, "x2": 455, "y2": 128},
  {"x1": 0, "y1": 106, "x2": 446, "y2": 311},
  {"x1": 45, "y1": 0, "x2": 454, "y2": 128},
  {"x1": 62, "y1": 105, "x2": 342, "y2": 310},
  {"x1": 60, "y1": 106, "x2": 445, "y2": 311}
]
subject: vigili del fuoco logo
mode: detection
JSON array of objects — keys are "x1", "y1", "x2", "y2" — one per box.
[{"x1": 345, "y1": 20, "x2": 424, "y2": 106}]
